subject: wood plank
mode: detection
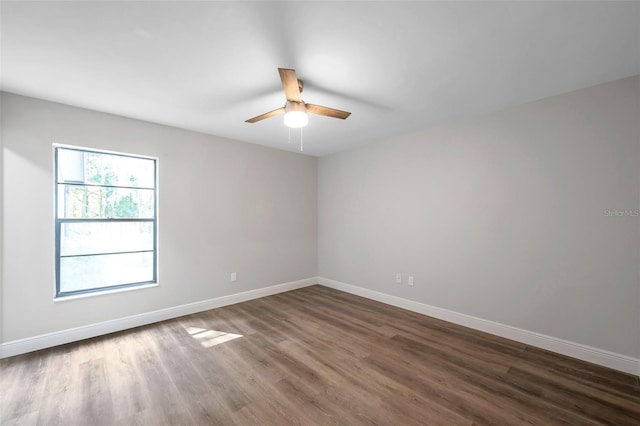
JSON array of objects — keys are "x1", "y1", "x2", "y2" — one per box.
[{"x1": 1, "y1": 285, "x2": 638, "y2": 425}]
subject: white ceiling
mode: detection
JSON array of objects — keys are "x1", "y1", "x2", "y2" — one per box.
[{"x1": 1, "y1": 1, "x2": 639, "y2": 156}]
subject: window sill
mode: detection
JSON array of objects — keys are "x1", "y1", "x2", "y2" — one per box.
[{"x1": 54, "y1": 282, "x2": 158, "y2": 302}]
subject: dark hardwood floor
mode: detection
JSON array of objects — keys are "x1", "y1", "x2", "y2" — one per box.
[{"x1": 1, "y1": 285, "x2": 639, "y2": 425}]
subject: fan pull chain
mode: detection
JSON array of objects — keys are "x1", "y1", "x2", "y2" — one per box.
[
  {"x1": 288, "y1": 127, "x2": 291, "y2": 143},
  {"x1": 300, "y1": 128, "x2": 304, "y2": 152}
]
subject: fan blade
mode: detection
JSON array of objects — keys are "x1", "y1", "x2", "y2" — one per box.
[
  {"x1": 306, "y1": 104, "x2": 351, "y2": 120},
  {"x1": 245, "y1": 107, "x2": 285, "y2": 123},
  {"x1": 278, "y1": 68, "x2": 302, "y2": 102}
]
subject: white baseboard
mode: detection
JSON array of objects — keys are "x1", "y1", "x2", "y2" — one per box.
[
  {"x1": 4, "y1": 276, "x2": 638, "y2": 377},
  {"x1": 0, "y1": 277, "x2": 317, "y2": 359},
  {"x1": 318, "y1": 277, "x2": 640, "y2": 377}
]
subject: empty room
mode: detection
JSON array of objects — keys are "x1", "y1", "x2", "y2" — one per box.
[{"x1": 1, "y1": 1, "x2": 639, "y2": 425}]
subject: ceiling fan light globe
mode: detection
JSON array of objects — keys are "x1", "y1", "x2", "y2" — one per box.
[{"x1": 284, "y1": 111, "x2": 308, "y2": 128}]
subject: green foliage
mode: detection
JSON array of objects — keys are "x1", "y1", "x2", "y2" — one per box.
[
  {"x1": 114, "y1": 193, "x2": 139, "y2": 218},
  {"x1": 60, "y1": 149, "x2": 154, "y2": 219}
]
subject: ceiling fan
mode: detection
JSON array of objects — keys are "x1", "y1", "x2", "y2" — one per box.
[{"x1": 245, "y1": 68, "x2": 351, "y2": 128}]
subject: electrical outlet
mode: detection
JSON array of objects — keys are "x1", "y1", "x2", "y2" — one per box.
[
  {"x1": 396, "y1": 273, "x2": 402, "y2": 283},
  {"x1": 408, "y1": 276, "x2": 414, "y2": 286},
  {"x1": 230, "y1": 272, "x2": 237, "y2": 282}
]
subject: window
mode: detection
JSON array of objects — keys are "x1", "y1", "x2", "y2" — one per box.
[{"x1": 54, "y1": 145, "x2": 157, "y2": 298}]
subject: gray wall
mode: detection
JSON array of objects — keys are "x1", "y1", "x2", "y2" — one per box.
[
  {"x1": 1, "y1": 93, "x2": 317, "y2": 342},
  {"x1": 318, "y1": 76, "x2": 640, "y2": 358},
  {"x1": 0, "y1": 93, "x2": 4, "y2": 345}
]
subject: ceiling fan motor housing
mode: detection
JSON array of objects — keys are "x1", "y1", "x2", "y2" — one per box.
[{"x1": 285, "y1": 100, "x2": 306, "y2": 113}]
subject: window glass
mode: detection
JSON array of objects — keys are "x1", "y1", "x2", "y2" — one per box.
[{"x1": 55, "y1": 146, "x2": 157, "y2": 298}]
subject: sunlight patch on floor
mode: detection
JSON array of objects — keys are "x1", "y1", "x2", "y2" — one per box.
[{"x1": 185, "y1": 326, "x2": 243, "y2": 348}]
